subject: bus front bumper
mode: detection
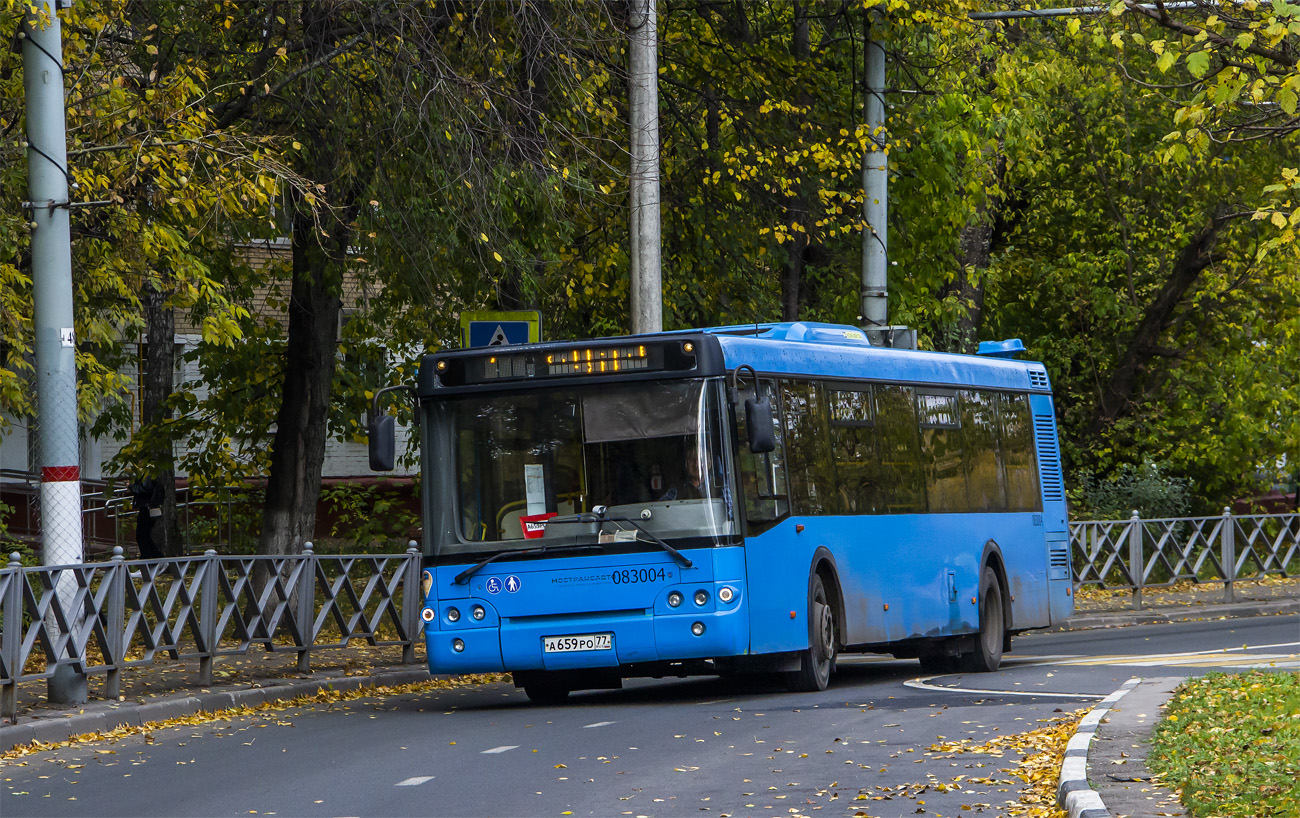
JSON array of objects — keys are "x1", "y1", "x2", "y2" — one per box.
[{"x1": 425, "y1": 593, "x2": 749, "y2": 676}]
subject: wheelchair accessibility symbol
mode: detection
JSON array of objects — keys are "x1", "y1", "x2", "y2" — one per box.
[{"x1": 486, "y1": 577, "x2": 502, "y2": 594}]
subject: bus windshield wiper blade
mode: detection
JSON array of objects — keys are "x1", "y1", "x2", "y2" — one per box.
[
  {"x1": 453, "y1": 544, "x2": 603, "y2": 585},
  {"x1": 603, "y1": 516, "x2": 693, "y2": 569},
  {"x1": 563, "y1": 510, "x2": 694, "y2": 569}
]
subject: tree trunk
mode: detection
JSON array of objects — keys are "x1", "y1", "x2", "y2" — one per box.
[
  {"x1": 1088, "y1": 208, "x2": 1229, "y2": 437},
  {"x1": 256, "y1": 1, "x2": 362, "y2": 557},
  {"x1": 141, "y1": 281, "x2": 181, "y2": 556},
  {"x1": 257, "y1": 201, "x2": 347, "y2": 556}
]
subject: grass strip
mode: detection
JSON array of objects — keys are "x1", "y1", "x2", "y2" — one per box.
[{"x1": 1148, "y1": 669, "x2": 1300, "y2": 818}]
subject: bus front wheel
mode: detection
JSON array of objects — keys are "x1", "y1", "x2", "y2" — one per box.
[
  {"x1": 788, "y1": 574, "x2": 836, "y2": 692},
  {"x1": 523, "y1": 682, "x2": 571, "y2": 705},
  {"x1": 960, "y1": 567, "x2": 1005, "y2": 673},
  {"x1": 518, "y1": 672, "x2": 572, "y2": 705}
]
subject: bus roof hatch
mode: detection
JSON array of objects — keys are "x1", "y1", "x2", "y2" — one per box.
[{"x1": 976, "y1": 338, "x2": 1026, "y2": 358}]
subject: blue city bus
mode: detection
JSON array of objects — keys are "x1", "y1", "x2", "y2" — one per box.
[{"x1": 369, "y1": 322, "x2": 1072, "y2": 702}]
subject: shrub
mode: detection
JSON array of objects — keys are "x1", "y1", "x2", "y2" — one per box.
[{"x1": 1070, "y1": 460, "x2": 1194, "y2": 520}]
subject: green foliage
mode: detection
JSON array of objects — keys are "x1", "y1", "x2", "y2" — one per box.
[
  {"x1": 0, "y1": 499, "x2": 40, "y2": 567},
  {"x1": 1, "y1": 0, "x2": 300, "y2": 466},
  {"x1": 981, "y1": 15, "x2": 1298, "y2": 505},
  {"x1": 179, "y1": 485, "x2": 264, "y2": 555},
  {"x1": 1069, "y1": 460, "x2": 1195, "y2": 520},
  {"x1": 1104, "y1": 1, "x2": 1300, "y2": 263},
  {"x1": 1150, "y1": 670, "x2": 1300, "y2": 817},
  {"x1": 317, "y1": 482, "x2": 420, "y2": 552},
  {"x1": 2, "y1": 0, "x2": 1295, "y2": 530}
]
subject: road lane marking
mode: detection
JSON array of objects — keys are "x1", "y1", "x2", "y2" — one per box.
[
  {"x1": 1045, "y1": 641, "x2": 1300, "y2": 669},
  {"x1": 836, "y1": 654, "x2": 1078, "y2": 667},
  {"x1": 1050, "y1": 640, "x2": 1298, "y2": 663},
  {"x1": 904, "y1": 677, "x2": 1106, "y2": 699},
  {"x1": 582, "y1": 721, "x2": 616, "y2": 728},
  {"x1": 481, "y1": 745, "x2": 520, "y2": 754},
  {"x1": 1055, "y1": 653, "x2": 1300, "y2": 669},
  {"x1": 396, "y1": 777, "x2": 434, "y2": 786}
]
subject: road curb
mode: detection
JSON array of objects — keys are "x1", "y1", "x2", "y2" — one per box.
[
  {"x1": 1054, "y1": 598, "x2": 1299, "y2": 632},
  {"x1": 1057, "y1": 676, "x2": 1142, "y2": 818},
  {"x1": 0, "y1": 668, "x2": 430, "y2": 754}
]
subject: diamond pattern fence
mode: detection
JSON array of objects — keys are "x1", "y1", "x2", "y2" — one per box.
[
  {"x1": 6, "y1": 512, "x2": 1298, "y2": 717},
  {"x1": 1071, "y1": 510, "x2": 1300, "y2": 609},
  {"x1": 1, "y1": 542, "x2": 422, "y2": 720}
]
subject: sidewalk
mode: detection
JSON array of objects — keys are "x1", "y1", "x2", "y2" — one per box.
[{"x1": 3, "y1": 577, "x2": 1297, "y2": 755}]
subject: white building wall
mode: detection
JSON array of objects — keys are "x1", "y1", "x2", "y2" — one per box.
[{"x1": 0, "y1": 414, "x2": 31, "y2": 472}]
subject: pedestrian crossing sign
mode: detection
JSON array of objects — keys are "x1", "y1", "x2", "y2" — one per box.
[{"x1": 460, "y1": 310, "x2": 542, "y2": 348}]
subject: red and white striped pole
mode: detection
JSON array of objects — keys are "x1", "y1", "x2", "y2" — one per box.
[{"x1": 23, "y1": 0, "x2": 86, "y2": 703}]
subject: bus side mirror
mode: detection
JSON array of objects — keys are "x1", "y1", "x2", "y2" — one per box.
[
  {"x1": 369, "y1": 414, "x2": 396, "y2": 471},
  {"x1": 745, "y1": 396, "x2": 776, "y2": 453}
]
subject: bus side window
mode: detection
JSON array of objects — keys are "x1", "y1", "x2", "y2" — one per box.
[
  {"x1": 735, "y1": 379, "x2": 789, "y2": 532},
  {"x1": 960, "y1": 390, "x2": 1008, "y2": 512},
  {"x1": 919, "y1": 391, "x2": 969, "y2": 513},
  {"x1": 828, "y1": 385, "x2": 877, "y2": 513},
  {"x1": 781, "y1": 380, "x2": 837, "y2": 515},
  {"x1": 999, "y1": 392, "x2": 1041, "y2": 512},
  {"x1": 874, "y1": 385, "x2": 926, "y2": 514}
]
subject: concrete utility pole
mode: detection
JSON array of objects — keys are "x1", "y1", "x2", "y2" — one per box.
[
  {"x1": 628, "y1": 0, "x2": 662, "y2": 334},
  {"x1": 22, "y1": 0, "x2": 87, "y2": 703},
  {"x1": 860, "y1": 10, "x2": 890, "y2": 342}
]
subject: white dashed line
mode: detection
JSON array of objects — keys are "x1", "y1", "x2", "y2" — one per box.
[
  {"x1": 481, "y1": 745, "x2": 520, "y2": 754},
  {"x1": 582, "y1": 721, "x2": 616, "y2": 728},
  {"x1": 396, "y1": 776, "x2": 434, "y2": 786}
]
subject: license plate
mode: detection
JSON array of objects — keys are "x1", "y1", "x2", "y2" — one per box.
[{"x1": 543, "y1": 633, "x2": 613, "y2": 653}]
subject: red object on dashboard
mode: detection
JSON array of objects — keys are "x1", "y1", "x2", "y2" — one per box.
[{"x1": 520, "y1": 512, "x2": 557, "y2": 539}]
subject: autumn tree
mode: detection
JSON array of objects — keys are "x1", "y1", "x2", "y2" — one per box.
[
  {"x1": 1, "y1": 0, "x2": 298, "y2": 556},
  {"x1": 981, "y1": 11, "x2": 1299, "y2": 502}
]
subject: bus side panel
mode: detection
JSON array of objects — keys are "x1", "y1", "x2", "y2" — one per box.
[
  {"x1": 744, "y1": 512, "x2": 1051, "y2": 655},
  {"x1": 828, "y1": 512, "x2": 1048, "y2": 641},
  {"x1": 744, "y1": 519, "x2": 824, "y2": 654},
  {"x1": 1029, "y1": 394, "x2": 1074, "y2": 625}
]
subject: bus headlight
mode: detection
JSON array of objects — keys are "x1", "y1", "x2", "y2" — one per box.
[
  {"x1": 691, "y1": 622, "x2": 706, "y2": 636},
  {"x1": 718, "y1": 586, "x2": 735, "y2": 603},
  {"x1": 667, "y1": 591, "x2": 683, "y2": 607},
  {"x1": 694, "y1": 590, "x2": 709, "y2": 606},
  {"x1": 452, "y1": 638, "x2": 465, "y2": 652},
  {"x1": 446, "y1": 607, "x2": 461, "y2": 623},
  {"x1": 471, "y1": 605, "x2": 486, "y2": 621}
]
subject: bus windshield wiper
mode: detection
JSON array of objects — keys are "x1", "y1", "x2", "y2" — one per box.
[
  {"x1": 600, "y1": 516, "x2": 694, "y2": 569},
  {"x1": 453, "y1": 543, "x2": 603, "y2": 585}
]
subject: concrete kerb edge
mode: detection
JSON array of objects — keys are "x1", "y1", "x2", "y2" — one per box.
[
  {"x1": 1057, "y1": 676, "x2": 1142, "y2": 818},
  {"x1": 1, "y1": 667, "x2": 433, "y2": 754},
  {"x1": 1054, "y1": 598, "x2": 1300, "y2": 632}
]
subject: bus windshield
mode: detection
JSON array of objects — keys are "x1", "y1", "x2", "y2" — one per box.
[{"x1": 447, "y1": 378, "x2": 733, "y2": 555}]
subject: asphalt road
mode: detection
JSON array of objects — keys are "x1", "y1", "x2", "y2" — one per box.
[{"x1": 4, "y1": 615, "x2": 1296, "y2": 818}]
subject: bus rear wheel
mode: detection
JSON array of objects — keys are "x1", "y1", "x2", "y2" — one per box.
[
  {"x1": 959, "y1": 567, "x2": 1005, "y2": 673},
  {"x1": 788, "y1": 574, "x2": 836, "y2": 692}
]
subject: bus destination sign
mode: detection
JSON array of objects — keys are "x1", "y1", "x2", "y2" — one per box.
[{"x1": 471, "y1": 344, "x2": 659, "y2": 383}]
